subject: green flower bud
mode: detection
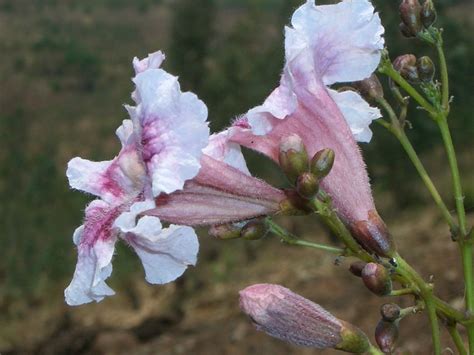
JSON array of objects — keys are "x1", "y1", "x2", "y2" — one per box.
[
  {"x1": 421, "y1": 0, "x2": 436, "y2": 28},
  {"x1": 279, "y1": 135, "x2": 309, "y2": 184},
  {"x1": 417, "y1": 56, "x2": 435, "y2": 82},
  {"x1": 209, "y1": 223, "x2": 242, "y2": 240},
  {"x1": 336, "y1": 321, "x2": 371, "y2": 353},
  {"x1": 354, "y1": 74, "x2": 384, "y2": 102},
  {"x1": 380, "y1": 303, "x2": 401, "y2": 322},
  {"x1": 361, "y1": 263, "x2": 392, "y2": 296},
  {"x1": 241, "y1": 219, "x2": 267, "y2": 240},
  {"x1": 296, "y1": 172, "x2": 319, "y2": 199},
  {"x1": 399, "y1": 0, "x2": 423, "y2": 36},
  {"x1": 310, "y1": 148, "x2": 335, "y2": 179},
  {"x1": 375, "y1": 319, "x2": 399, "y2": 353}
]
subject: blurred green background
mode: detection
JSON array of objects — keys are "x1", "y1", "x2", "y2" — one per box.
[{"x1": 0, "y1": 0, "x2": 473, "y2": 353}]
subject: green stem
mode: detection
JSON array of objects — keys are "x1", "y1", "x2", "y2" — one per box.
[
  {"x1": 390, "y1": 288, "x2": 415, "y2": 297},
  {"x1": 436, "y1": 42, "x2": 450, "y2": 111},
  {"x1": 367, "y1": 345, "x2": 384, "y2": 355},
  {"x1": 395, "y1": 255, "x2": 442, "y2": 355},
  {"x1": 265, "y1": 218, "x2": 345, "y2": 255},
  {"x1": 375, "y1": 98, "x2": 457, "y2": 233},
  {"x1": 378, "y1": 63, "x2": 435, "y2": 115},
  {"x1": 447, "y1": 324, "x2": 468, "y2": 355}
]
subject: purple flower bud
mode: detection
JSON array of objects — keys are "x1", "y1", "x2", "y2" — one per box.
[
  {"x1": 279, "y1": 135, "x2": 309, "y2": 184},
  {"x1": 421, "y1": 0, "x2": 436, "y2": 28},
  {"x1": 349, "y1": 261, "x2": 367, "y2": 278},
  {"x1": 399, "y1": 0, "x2": 423, "y2": 36},
  {"x1": 361, "y1": 263, "x2": 392, "y2": 296},
  {"x1": 393, "y1": 54, "x2": 419, "y2": 83},
  {"x1": 354, "y1": 74, "x2": 384, "y2": 102},
  {"x1": 375, "y1": 319, "x2": 399, "y2": 353},
  {"x1": 239, "y1": 284, "x2": 370, "y2": 352},
  {"x1": 296, "y1": 172, "x2": 319, "y2": 199},
  {"x1": 380, "y1": 303, "x2": 401, "y2": 322},
  {"x1": 310, "y1": 148, "x2": 335, "y2": 179}
]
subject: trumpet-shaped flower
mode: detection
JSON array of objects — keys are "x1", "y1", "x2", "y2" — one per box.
[
  {"x1": 145, "y1": 130, "x2": 288, "y2": 226},
  {"x1": 230, "y1": 0, "x2": 394, "y2": 256},
  {"x1": 65, "y1": 51, "x2": 208, "y2": 305}
]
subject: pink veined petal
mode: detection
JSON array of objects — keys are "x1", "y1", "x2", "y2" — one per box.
[
  {"x1": 64, "y1": 224, "x2": 117, "y2": 306},
  {"x1": 288, "y1": 0, "x2": 384, "y2": 86},
  {"x1": 114, "y1": 200, "x2": 160, "y2": 233},
  {"x1": 203, "y1": 130, "x2": 251, "y2": 175},
  {"x1": 67, "y1": 120, "x2": 145, "y2": 204},
  {"x1": 125, "y1": 224, "x2": 199, "y2": 284},
  {"x1": 129, "y1": 67, "x2": 210, "y2": 196}
]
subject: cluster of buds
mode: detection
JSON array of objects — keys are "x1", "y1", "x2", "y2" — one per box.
[
  {"x1": 375, "y1": 303, "x2": 402, "y2": 353},
  {"x1": 399, "y1": 0, "x2": 437, "y2": 38},
  {"x1": 209, "y1": 218, "x2": 268, "y2": 241},
  {"x1": 279, "y1": 135, "x2": 335, "y2": 200},
  {"x1": 393, "y1": 54, "x2": 435, "y2": 84},
  {"x1": 349, "y1": 262, "x2": 393, "y2": 296}
]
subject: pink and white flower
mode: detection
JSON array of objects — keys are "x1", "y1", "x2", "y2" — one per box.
[
  {"x1": 230, "y1": 0, "x2": 394, "y2": 256},
  {"x1": 65, "y1": 52, "x2": 207, "y2": 305}
]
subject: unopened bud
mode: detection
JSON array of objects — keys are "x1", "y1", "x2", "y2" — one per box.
[
  {"x1": 399, "y1": 0, "x2": 422, "y2": 37},
  {"x1": 349, "y1": 261, "x2": 367, "y2": 278},
  {"x1": 399, "y1": 22, "x2": 416, "y2": 38},
  {"x1": 421, "y1": 0, "x2": 436, "y2": 28},
  {"x1": 417, "y1": 56, "x2": 435, "y2": 82},
  {"x1": 209, "y1": 223, "x2": 242, "y2": 240},
  {"x1": 393, "y1": 54, "x2": 419, "y2": 83},
  {"x1": 361, "y1": 263, "x2": 392, "y2": 296},
  {"x1": 241, "y1": 219, "x2": 267, "y2": 240},
  {"x1": 380, "y1": 303, "x2": 401, "y2": 322},
  {"x1": 239, "y1": 284, "x2": 370, "y2": 352},
  {"x1": 354, "y1": 74, "x2": 384, "y2": 102},
  {"x1": 279, "y1": 135, "x2": 309, "y2": 184},
  {"x1": 296, "y1": 172, "x2": 319, "y2": 199},
  {"x1": 375, "y1": 319, "x2": 399, "y2": 353},
  {"x1": 279, "y1": 190, "x2": 312, "y2": 215},
  {"x1": 310, "y1": 148, "x2": 335, "y2": 179},
  {"x1": 350, "y1": 210, "x2": 396, "y2": 257}
]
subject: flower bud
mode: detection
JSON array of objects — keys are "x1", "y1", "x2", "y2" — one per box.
[
  {"x1": 393, "y1": 54, "x2": 419, "y2": 83},
  {"x1": 209, "y1": 223, "x2": 242, "y2": 240},
  {"x1": 354, "y1": 74, "x2": 384, "y2": 102},
  {"x1": 350, "y1": 210, "x2": 396, "y2": 257},
  {"x1": 421, "y1": 0, "x2": 436, "y2": 28},
  {"x1": 361, "y1": 263, "x2": 392, "y2": 296},
  {"x1": 375, "y1": 319, "x2": 399, "y2": 353},
  {"x1": 241, "y1": 219, "x2": 267, "y2": 240},
  {"x1": 349, "y1": 261, "x2": 367, "y2": 278},
  {"x1": 279, "y1": 190, "x2": 312, "y2": 215},
  {"x1": 380, "y1": 303, "x2": 401, "y2": 322},
  {"x1": 279, "y1": 135, "x2": 309, "y2": 184},
  {"x1": 399, "y1": 0, "x2": 422, "y2": 37},
  {"x1": 239, "y1": 284, "x2": 370, "y2": 352},
  {"x1": 417, "y1": 56, "x2": 435, "y2": 82},
  {"x1": 399, "y1": 22, "x2": 416, "y2": 38},
  {"x1": 296, "y1": 172, "x2": 319, "y2": 199},
  {"x1": 310, "y1": 148, "x2": 335, "y2": 179}
]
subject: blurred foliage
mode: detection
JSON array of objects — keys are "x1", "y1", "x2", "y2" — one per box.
[{"x1": 0, "y1": 0, "x2": 472, "y2": 301}]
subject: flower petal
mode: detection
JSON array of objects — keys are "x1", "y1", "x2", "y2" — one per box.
[
  {"x1": 114, "y1": 200, "x2": 160, "y2": 233},
  {"x1": 64, "y1": 224, "x2": 117, "y2": 306},
  {"x1": 287, "y1": 0, "x2": 384, "y2": 86},
  {"x1": 130, "y1": 66, "x2": 210, "y2": 196},
  {"x1": 126, "y1": 224, "x2": 199, "y2": 284},
  {"x1": 132, "y1": 50, "x2": 165, "y2": 74},
  {"x1": 328, "y1": 89, "x2": 381, "y2": 143},
  {"x1": 203, "y1": 130, "x2": 251, "y2": 175},
  {"x1": 67, "y1": 120, "x2": 145, "y2": 204}
]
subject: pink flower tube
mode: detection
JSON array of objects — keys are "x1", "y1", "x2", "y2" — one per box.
[{"x1": 230, "y1": 0, "x2": 395, "y2": 257}]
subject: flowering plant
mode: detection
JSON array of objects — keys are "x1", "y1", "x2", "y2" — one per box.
[{"x1": 65, "y1": 0, "x2": 473, "y2": 353}]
